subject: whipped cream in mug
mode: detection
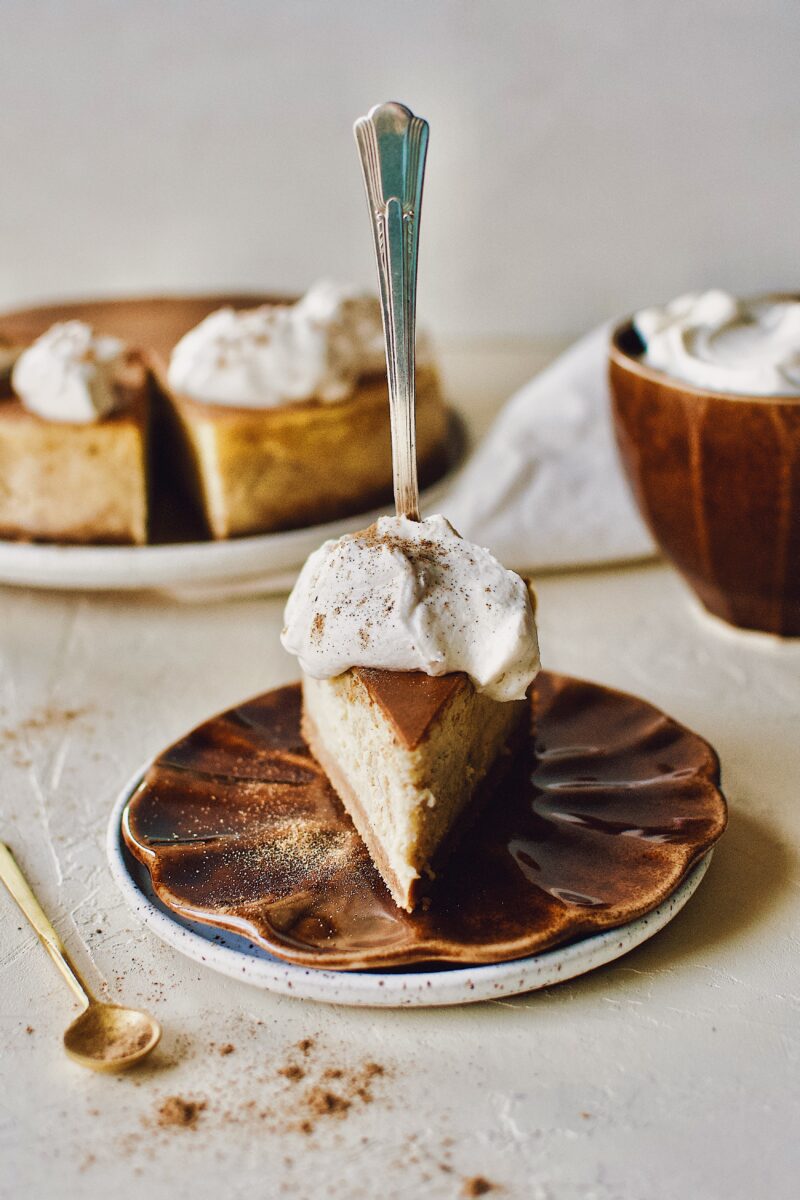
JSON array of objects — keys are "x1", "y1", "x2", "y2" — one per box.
[
  {"x1": 168, "y1": 280, "x2": 408, "y2": 408},
  {"x1": 282, "y1": 514, "x2": 540, "y2": 702},
  {"x1": 12, "y1": 321, "x2": 127, "y2": 423},
  {"x1": 633, "y1": 291, "x2": 800, "y2": 396}
]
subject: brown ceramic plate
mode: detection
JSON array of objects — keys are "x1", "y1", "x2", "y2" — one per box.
[{"x1": 122, "y1": 671, "x2": 727, "y2": 970}]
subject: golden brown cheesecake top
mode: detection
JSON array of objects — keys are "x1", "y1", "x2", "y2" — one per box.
[{"x1": 353, "y1": 667, "x2": 469, "y2": 750}]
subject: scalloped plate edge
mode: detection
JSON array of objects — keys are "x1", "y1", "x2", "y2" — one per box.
[{"x1": 106, "y1": 770, "x2": 713, "y2": 1008}]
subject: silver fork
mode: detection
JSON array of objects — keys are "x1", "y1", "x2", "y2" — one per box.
[{"x1": 354, "y1": 101, "x2": 429, "y2": 522}]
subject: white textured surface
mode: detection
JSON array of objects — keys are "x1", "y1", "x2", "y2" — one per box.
[
  {"x1": 1, "y1": 346, "x2": 799, "y2": 1198},
  {"x1": 1, "y1": 2, "x2": 799, "y2": 338}
]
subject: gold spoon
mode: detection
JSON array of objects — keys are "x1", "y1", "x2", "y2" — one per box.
[{"x1": 0, "y1": 841, "x2": 161, "y2": 1071}]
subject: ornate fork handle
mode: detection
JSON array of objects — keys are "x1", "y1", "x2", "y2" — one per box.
[{"x1": 354, "y1": 102, "x2": 429, "y2": 521}]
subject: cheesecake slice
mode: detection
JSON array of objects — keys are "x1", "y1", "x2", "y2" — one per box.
[
  {"x1": 152, "y1": 360, "x2": 448, "y2": 539},
  {"x1": 0, "y1": 350, "x2": 150, "y2": 545},
  {"x1": 302, "y1": 667, "x2": 528, "y2": 911}
]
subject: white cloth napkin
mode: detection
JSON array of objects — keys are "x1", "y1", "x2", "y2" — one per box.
[{"x1": 444, "y1": 323, "x2": 655, "y2": 571}]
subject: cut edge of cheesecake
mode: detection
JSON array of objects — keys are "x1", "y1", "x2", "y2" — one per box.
[
  {"x1": 149, "y1": 352, "x2": 450, "y2": 539},
  {"x1": 301, "y1": 667, "x2": 528, "y2": 911}
]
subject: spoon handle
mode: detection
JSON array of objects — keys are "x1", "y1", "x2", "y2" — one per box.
[
  {"x1": 354, "y1": 101, "x2": 429, "y2": 521},
  {"x1": 0, "y1": 842, "x2": 92, "y2": 1008}
]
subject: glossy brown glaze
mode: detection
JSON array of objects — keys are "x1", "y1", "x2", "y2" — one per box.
[
  {"x1": 122, "y1": 672, "x2": 727, "y2": 970},
  {"x1": 610, "y1": 322, "x2": 800, "y2": 636},
  {"x1": 353, "y1": 667, "x2": 468, "y2": 749}
]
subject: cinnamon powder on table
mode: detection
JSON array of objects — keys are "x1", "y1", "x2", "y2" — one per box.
[
  {"x1": 147, "y1": 1039, "x2": 388, "y2": 1141},
  {"x1": 276, "y1": 1042, "x2": 387, "y2": 1135},
  {"x1": 462, "y1": 1177, "x2": 498, "y2": 1196},
  {"x1": 156, "y1": 1097, "x2": 206, "y2": 1130}
]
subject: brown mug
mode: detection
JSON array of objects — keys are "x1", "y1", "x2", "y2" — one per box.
[{"x1": 609, "y1": 319, "x2": 800, "y2": 636}]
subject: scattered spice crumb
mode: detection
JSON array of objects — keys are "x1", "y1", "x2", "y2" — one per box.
[
  {"x1": 156, "y1": 1097, "x2": 206, "y2": 1130},
  {"x1": 279, "y1": 1064, "x2": 305, "y2": 1082},
  {"x1": 140, "y1": 1042, "x2": 391, "y2": 1144},
  {"x1": 280, "y1": 1044, "x2": 388, "y2": 1134},
  {"x1": 305, "y1": 1089, "x2": 350, "y2": 1118},
  {"x1": 219, "y1": 1043, "x2": 235, "y2": 1056},
  {"x1": 462, "y1": 1178, "x2": 497, "y2": 1197},
  {"x1": 1, "y1": 706, "x2": 90, "y2": 767},
  {"x1": 25, "y1": 1026, "x2": 34, "y2": 1035}
]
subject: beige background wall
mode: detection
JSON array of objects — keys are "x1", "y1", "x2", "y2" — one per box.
[{"x1": 1, "y1": 0, "x2": 797, "y2": 337}]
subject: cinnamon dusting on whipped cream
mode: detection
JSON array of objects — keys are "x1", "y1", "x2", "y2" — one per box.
[
  {"x1": 167, "y1": 280, "x2": 411, "y2": 408},
  {"x1": 281, "y1": 514, "x2": 539, "y2": 702},
  {"x1": 12, "y1": 321, "x2": 129, "y2": 423}
]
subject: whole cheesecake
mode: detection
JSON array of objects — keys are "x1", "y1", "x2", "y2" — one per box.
[{"x1": 0, "y1": 292, "x2": 451, "y2": 543}]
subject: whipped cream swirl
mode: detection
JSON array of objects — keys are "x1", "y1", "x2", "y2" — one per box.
[
  {"x1": 282, "y1": 514, "x2": 540, "y2": 702},
  {"x1": 12, "y1": 321, "x2": 127, "y2": 423},
  {"x1": 167, "y1": 280, "x2": 398, "y2": 408},
  {"x1": 634, "y1": 290, "x2": 800, "y2": 396}
]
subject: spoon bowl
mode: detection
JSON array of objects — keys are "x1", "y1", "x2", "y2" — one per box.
[
  {"x1": 0, "y1": 841, "x2": 162, "y2": 1072},
  {"x1": 63, "y1": 1002, "x2": 161, "y2": 1072}
]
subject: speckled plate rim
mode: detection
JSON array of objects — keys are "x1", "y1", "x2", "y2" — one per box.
[{"x1": 106, "y1": 770, "x2": 713, "y2": 1008}]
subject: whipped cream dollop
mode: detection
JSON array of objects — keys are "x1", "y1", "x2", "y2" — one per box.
[
  {"x1": 634, "y1": 290, "x2": 800, "y2": 396},
  {"x1": 12, "y1": 321, "x2": 127, "y2": 423},
  {"x1": 282, "y1": 514, "x2": 540, "y2": 703},
  {"x1": 167, "y1": 280, "x2": 401, "y2": 408}
]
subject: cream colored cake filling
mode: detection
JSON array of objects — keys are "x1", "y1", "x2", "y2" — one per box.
[{"x1": 302, "y1": 671, "x2": 525, "y2": 910}]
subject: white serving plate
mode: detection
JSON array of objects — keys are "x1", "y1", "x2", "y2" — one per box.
[{"x1": 107, "y1": 778, "x2": 712, "y2": 1009}]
